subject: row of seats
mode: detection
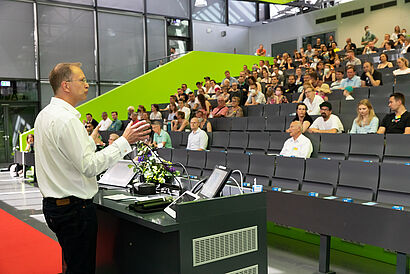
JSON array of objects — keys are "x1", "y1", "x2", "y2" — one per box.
[
  {"x1": 157, "y1": 148, "x2": 410, "y2": 205},
  {"x1": 169, "y1": 131, "x2": 410, "y2": 164}
]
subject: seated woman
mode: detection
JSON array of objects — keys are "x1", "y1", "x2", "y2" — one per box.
[
  {"x1": 291, "y1": 103, "x2": 313, "y2": 133},
  {"x1": 137, "y1": 105, "x2": 146, "y2": 121},
  {"x1": 226, "y1": 96, "x2": 244, "y2": 117},
  {"x1": 393, "y1": 57, "x2": 410, "y2": 76},
  {"x1": 221, "y1": 86, "x2": 230, "y2": 103},
  {"x1": 377, "y1": 53, "x2": 393, "y2": 69},
  {"x1": 195, "y1": 94, "x2": 211, "y2": 116},
  {"x1": 167, "y1": 103, "x2": 178, "y2": 121},
  {"x1": 322, "y1": 64, "x2": 335, "y2": 83},
  {"x1": 260, "y1": 70, "x2": 271, "y2": 84},
  {"x1": 150, "y1": 104, "x2": 162, "y2": 120},
  {"x1": 195, "y1": 110, "x2": 212, "y2": 132},
  {"x1": 270, "y1": 86, "x2": 289, "y2": 104},
  {"x1": 171, "y1": 111, "x2": 189, "y2": 132},
  {"x1": 350, "y1": 99, "x2": 379, "y2": 134},
  {"x1": 299, "y1": 56, "x2": 310, "y2": 68}
]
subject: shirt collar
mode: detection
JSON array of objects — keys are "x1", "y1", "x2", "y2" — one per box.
[{"x1": 50, "y1": 97, "x2": 81, "y2": 119}]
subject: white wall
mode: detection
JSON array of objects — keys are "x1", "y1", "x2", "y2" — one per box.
[
  {"x1": 193, "y1": 20, "x2": 250, "y2": 54},
  {"x1": 249, "y1": 0, "x2": 410, "y2": 56}
]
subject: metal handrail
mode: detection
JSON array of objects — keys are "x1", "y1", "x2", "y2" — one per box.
[{"x1": 147, "y1": 51, "x2": 190, "y2": 63}]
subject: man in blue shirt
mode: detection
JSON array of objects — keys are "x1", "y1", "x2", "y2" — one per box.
[
  {"x1": 107, "y1": 111, "x2": 122, "y2": 131},
  {"x1": 221, "y1": 70, "x2": 238, "y2": 86},
  {"x1": 340, "y1": 66, "x2": 361, "y2": 89}
]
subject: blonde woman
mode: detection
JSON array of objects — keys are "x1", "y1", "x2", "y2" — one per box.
[
  {"x1": 393, "y1": 57, "x2": 410, "y2": 76},
  {"x1": 350, "y1": 99, "x2": 379, "y2": 134}
]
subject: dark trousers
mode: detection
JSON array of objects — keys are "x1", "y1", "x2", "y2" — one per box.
[{"x1": 43, "y1": 197, "x2": 98, "y2": 274}]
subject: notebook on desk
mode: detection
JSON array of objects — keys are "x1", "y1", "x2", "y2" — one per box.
[{"x1": 98, "y1": 160, "x2": 136, "y2": 188}]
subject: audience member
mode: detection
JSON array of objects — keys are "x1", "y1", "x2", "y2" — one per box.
[
  {"x1": 186, "y1": 117, "x2": 208, "y2": 151},
  {"x1": 181, "y1": 83, "x2": 191, "y2": 94},
  {"x1": 221, "y1": 86, "x2": 230, "y2": 102},
  {"x1": 284, "y1": 75, "x2": 299, "y2": 94},
  {"x1": 350, "y1": 99, "x2": 379, "y2": 134},
  {"x1": 127, "y1": 106, "x2": 135, "y2": 120},
  {"x1": 177, "y1": 99, "x2": 191, "y2": 120},
  {"x1": 196, "y1": 111, "x2": 212, "y2": 132},
  {"x1": 383, "y1": 40, "x2": 395, "y2": 52},
  {"x1": 85, "y1": 122, "x2": 94, "y2": 136},
  {"x1": 229, "y1": 82, "x2": 245, "y2": 106},
  {"x1": 167, "y1": 103, "x2": 178, "y2": 121},
  {"x1": 187, "y1": 92, "x2": 196, "y2": 109},
  {"x1": 330, "y1": 69, "x2": 344, "y2": 90},
  {"x1": 98, "y1": 111, "x2": 112, "y2": 131},
  {"x1": 323, "y1": 64, "x2": 335, "y2": 83},
  {"x1": 394, "y1": 34, "x2": 406, "y2": 49},
  {"x1": 196, "y1": 94, "x2": 211, "y2": 116},
  {"x1": 107, "y1": 111, "x2": 122, "y2": 131},
  {"x1": 292, "y1": 103, "x2": 313, "y2": 133},
  {"x1": 151, "y1": 121, "x2": 172, "y2": 148},
  {"x1": 391, "y1": 25, "x2": 401, "y2": 42},
  {"x1": 245, "y1": 83, "x2": 266, "y2": 106},
  {"x1": 130, "y1": 112, "x2": 138, "y2": 125},
  {"x1": 380, "y1": 34, "x2": 391, "y2": 49},
  {"x1": 160, "y1": 95, "x2": 177, "y2": 111},
  {"x1": 280, "y1": 121, "x2": 313, "y2": 159},
  {"x1": 303, "y1": 86, "x2": 324, "y2": 115},
  {"x1": 345, "y1": 50, "x2": 362, "y2": 66},
  {"x1": 327, "y1": 35, "x2": 337, "y2": 48},
  {"x1": 137, "y1": 105, "x2": 146, "y2": 120},
  {"x1": 150, "y1": 104, "x2": 162, "y2": 120},
  {"x1": 344, "y1": 38, "x2": 357, "y2": 51},
  {"x1": 340, "y1": 66, "x2": 361, "y2": 88},
  {"x1": 226, "y1": 96, "x2": 244, "y2": 117},
  {"x1": 295, "y1": 68, "x2": 304, "y2": 85},
  {"x1": 142, "y1": 112, "x2": 151, "y2": 124},
  {"x1": 25, "y1": 134, "x2": 35, "y2": 152},
  {"x1": 308, "y1": 101, "x2": 344, "y2": 133},
  {"x1": 83, "y1": 113, "x2": 98, "y2": 129},
  {"x1": 271, "y1": 86, "x2": 289, "y2": 104},
  {"x1": 256, "y1": 44, "x2": 266, "y2": 56},
  {"x1": 361, "y1": 62, "x2": 382, "y2": 87},
  {"x1": 222, "y1": 70, "x2": 238, "y2": 86},
  {"x1": 211, "y1": 96, "x2": 229, "y2": 117},
  {"x1": 377, "y1": 93, "x2": 410, "y2": 134},
  {"x1": 305, "y1": 44, "x2": 315, "y2": 60},
  {"x1": 361, "y1": 26, "x2": 378, "y2": 46},
  {"x1": 317, "y1": 84, "x2": 331, "y2": 101},
  {"x1": 171, "y1": 111, "x2": 189, "y2": 132},
  {"x1": 208, "y1": 80, "x2": 220, "y2": 94},
  {"x1": 377, "y1": 53, "x2": 394, "y2": 69},
  {"x1": 343, "y1": 86, "x2": 355, "y2": 101},
  {"x1": 362, "y1": 41, "x2": 378, "y2": 54},
  {"x1": 108, "y1": 133, "x2": 120, "y2": 146},
  {"x1": 393, "y1": 57, "x2": 410, "y2": 76}
]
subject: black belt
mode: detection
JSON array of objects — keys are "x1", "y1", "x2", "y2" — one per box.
[{"x1": 44, "y1": 196, "x2": 93, "y2": 206}]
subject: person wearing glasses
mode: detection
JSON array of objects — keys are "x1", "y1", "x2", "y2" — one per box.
[
  {"x1": 34, "y1": 62, "x2": 151, "y2": 274},
  {"x1": 186, "y1": 117, "x2": 208, "y2": 151}
]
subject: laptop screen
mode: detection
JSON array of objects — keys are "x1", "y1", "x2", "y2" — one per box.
[{"x1": 199, "y1": 167, "x2": 230, "y2": 198}]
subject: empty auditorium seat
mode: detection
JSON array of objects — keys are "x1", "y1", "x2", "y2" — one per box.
[
  {"x1": 395, "y1": 74, "x2": 410, "y2": 85},
  {"x1": 186, "y1": 150, "x2": 206, "y2": 177},
  {"x1": 369, "y1": 85, "x2": 393, "y2": 98},
  {"x1": 231, "y1": 117, "x2": 248, "y2": 131},
  {"x1": 180, "y1": 131, "x2": 190, "y2": 148},
  {"x1": 215, "y1": 117, "x2": 232, "y2": 131},
  {"x1": 267, "y1": 132, "x2": 289, "y2": 155},
  {"x1": 210, "y1": 132, "x2": 229, "y2": 152},
  {"x1": 169, "y1": 131, "x2": 183, "y2": 149},
  {"x1": 227, "y1": 132, "x2": 248, "y2": 153},
  {"x1": 377, "y1": 163, "x2": 410, "y2": 206},
  {"x1": 383, "y1": 134, "x2": 410, "y2": 164},
  {"x1": 226, "y1": 152, "x2": 249, "y2": 183},
  {"x1": 246, "y1": 132, "x2": 270, "y2": 155},
  {"x1": 304, "y1": 132, "x2": 320, "y2": 158},
  {"x1": 335, "y1": 160, "x2": 379, "y2": 201},
  {"x1": 156, "y1": 147, "x2": 172, "y2": 162},
  {"x1": 318, "y1": 133, "x2": 350, "y2": 160},
  {"x1": 266, "y1": 116, "x2": 286, "y2": 132},
  {"x1": 271, "y1": 156, "x2": 305, "y2": 190},
  {"x1": 301, "y1": 158, "x2": 339, "y2": 195},
  {"x1": 202, "y1": 151, "x2": 226, "y2": 177},
  {"x1": 247, "y1": 105, "x2": 264, "y2": 117},
  {"x1": 171, "y1": 148, "x2": 188, "y2": 173},
  {"x1": 279, "y1": 103, "x2": 298, "y2": 116},
  {"x1": 352, "y1": 87, "x2": 369, "y2": 100},
  {"x1": 370, "y1": 97, "x2": 390, "y2": 114},
  {"x1": 340, "y1": 100, "x2": 357, "y2": 115},
  {"x1": 264, "y1": 104, "x2": 280, "y2": 117},
  {"x1": 327, "y1": 90, "x2": 343, "y2": 101},
  {"x1": 348, "y1": 134, "x2": 384, "y2": 162},
  {"x1": 394, "y1": 82, "x2": 410, "y2": 97},
  {"x1": 339, "y1": 113, "x2": 356, "y2": 133},
  {"x1": 328, "y1": 100, "x2": 340, "y2": 114},
  {"x1": 247, "y1": 117, "x2": 266, "y2": 132},
  {"x1": 246, "y1": 154, "x2": 276, "y2": 186}
]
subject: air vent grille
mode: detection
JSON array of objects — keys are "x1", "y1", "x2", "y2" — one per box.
[
  {"x1": 316, "y1": 15, "x2": 337, "y2": 24},
  {"x1": 226, "y1": 264, "x2": 259, "y2": 274},
  {"x1": 341, "y1": 8, "x2": 364, "y2": 18},
  {"x1": 371, "y1": 1, "x2": 397, "y2": 11},
  {"x1": 193, "y1": 226, "x2": 258, "y2": 267}
]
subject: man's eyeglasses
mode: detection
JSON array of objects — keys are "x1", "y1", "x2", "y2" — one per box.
[{"x1": 66, "y1": 78, "x2": 88, "y2": 83}]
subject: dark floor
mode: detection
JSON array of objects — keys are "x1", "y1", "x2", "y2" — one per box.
[{"x1": 0, "y1": 171, "x2": 397, "y2": 273}]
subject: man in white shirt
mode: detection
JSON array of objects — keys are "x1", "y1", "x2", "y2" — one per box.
[
  {"x1": 280, "y1": 121, "x2": 313, "y2": 158},
  {"x1": 97, "y1": 111, "x2": 112, "y2": 130},
  {"x1": 186, "y1": 117, "x2": 208, "y2": 151},
  {"x1": 35, "y1": 62, "x2": 151, "y2": 274},
  {"x1": 308, "y1": 101, "x2": 344, "y2": 133},
  {"x1": 303, "y1": 86, "x2": 324, "y2": 115},
  {"x1": 178, "y1": 99, "x2": 191, "y2": 120}
]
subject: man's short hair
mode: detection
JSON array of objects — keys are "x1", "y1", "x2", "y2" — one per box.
[
  {"x1": 346, "y1": 65, "x2": 356, "y2": 72},
  {"x1": 390, "y1": 93, "x2": 405, "y2": 106},
  {"x1": 308, "y1": 72, "x2": 318, "y2": 80},
  {"x1": 152, "y1": 121, "x2": 161, "y2": 127},
  {"x1": 231, "y1": 96, "x2": 240, "y2": 101},
  {"x1": 170, "y1": 95, "x2": 177, "y2": 99},
  {"x1": 335, "y1": 68, "x2": 344, "y2": 74},
  {"x1": 188, "y1": 91, "x2": 194, "y2": 95},
  {"x1": 196, "y1": 81, "x2": 202, "y2": 86},
  {"x1": 176, "y1": 111, "x2": 185, "y2": 119},
  {"x1": 320, "y1": 101, "x2": 332, "y2": 111},
  {"x1": 225, "y1": 70, "x2": 230, "y2": 74},
  {"x1": 102, "y1": 112, "x2": 107, "y2": 115},
  {"x1": 363, "y1": 61, "x2": 374, "y2": 67},
  {"x1": 288, "y1": 74, "x2": 295, "y2": 79},
  {"x1": 49, "y1": 62, "x2": 82, "y2": 94},
  {"x1": 86, "y1": 113, "x2": 92, "y2": 116},
  {"x1": 111, "y1": 111, "x2": 118, "y2": 115},
  {"x1": 347, "y1": 50, "x2": 354, "y2": 54}
]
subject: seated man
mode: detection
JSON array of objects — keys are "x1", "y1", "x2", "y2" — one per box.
[
  {"x1": 284, "y1": 75, "x2": 299, "y2": 94},
  {"x1": 308, "y1": 102, "x2": 344, "y2": 133},
  {"x1": 377, "y1": 93, "x2": 410, "y2": 134},
  {"x1": 340, "y1": 66, "x2": 361, "y2": 89},
  {"x1": 151, "y1": 121, "x2": 172, "y2": 148},
  {"x1": 186, "y1": 118, "x2": 208, "y2": 151},
  {"x1": 160, "y1": 95, "x2": 177, "y2": 111},
  {"x1": 83, "y1": 113, "x2": 99, "y2": 128},
  {"x1": 330, "y1": 69, "x2": 344, "y2": 90},
  {"x1": 107, "y1": 111, "x2": 122, "y2": 131},
  {"x1": 98, "y1": 111, "x2": 112, "y2": 131},
  {"x1": 361, "y1": 62, "x2": 382, "y2": 87},
  {"x1": 211, "y1": 95, "x2": 229, "y2": 117},
  {"x1": 345, "y1": 50, "x2": 361, "y2": 67},
  {"x1": 303, "y1": 86, "x2": 324, "y2": 115},
  {"x1": 280, "y1": 121, "x2": 313, "y2": 158},
  {"x1": 177, "y1": 99, "x2": 191, "y2": 120},
  {"x1": 221, "y1": 70, "x2": 238, "y2": 86},
  {"x1": 256, "y1": 44, "x2": 266, "y2": 56}
]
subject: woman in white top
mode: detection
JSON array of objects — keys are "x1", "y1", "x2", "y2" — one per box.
[
  {"x1": 391, "y1": 25, "x2": 401, "y2": 42},
  {"x1": 150, "y1": 104, "x2": 162, "y2": 120},
  {"x1": 393, "y1": 57, "x2": 410, "y2": 76},
  {"x1": 350, "y1": 99, "x2": 379, "y2": 134}
]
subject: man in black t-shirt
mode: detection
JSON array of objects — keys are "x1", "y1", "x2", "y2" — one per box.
[
  {"x1": 377, "y1": 93, "x2": 410, "y2": 134},
  {"x1": 360, "y1": 62, "x2": 383, "y2": 87},
  {"x1": 284, "y1": 75, "x2": 300, "y2": 93}
]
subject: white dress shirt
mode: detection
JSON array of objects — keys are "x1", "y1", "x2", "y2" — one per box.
[
  {"x1": 98, "y1": 118, "x2": 112, "y2": 131},
  {"x1": 280, "y1": 134, "x2": 313, "y2": 158},
  {"x1": 311, "y1": 114, "x2": 344, "y2": 133},
  {"x1": 303, "y1": 95, "x2": 324, "y2": 115},
  {"x1": 187, "y1": 128, "x2": 208, "y2": 150},
  {"x1": 34, "y1": 97, "x2": 132, "y2": 199}
]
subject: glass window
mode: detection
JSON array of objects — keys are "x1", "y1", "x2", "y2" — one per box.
[
  {"x1": 0, "y1": 1, "x2": 35, "y2": 79},
  {"x1": 169, "y1": 39, "x2": 188, "y2": 56},
  {"x1": 147, "y1": 0, "x2": 189, "y2": 19},
  {"x1": 98, "y1": 12, "x2": 144, "y2": 82},
  {"x1": 41, "y1": 83, "x2": 96, "y2": 109},
  {"x1": 99, "y1": 83, "x2": 123, "y2": 94},
  {"x1": 38, "y1": 5, "x2": 96, "y2": 80},
  {"x1": 147, "y1": 17, "x2": 166, "y2": 71},
  {"x1": 302, "y1": 31, "x2": 336, "y2": 49},
  {"x1": 97, "y1": 0, "x2": 144, "y2": 12},
  {"x1": 0, "y1": 80, "x2": 38, "y2": 102},
  {"x1": 229, "y1": 0, "x2": 256, "y2": 26},
  {"x1": 271, "y1": 39, "x2": 297, "y2": 57},
  {"x1": 167, "y1": 19, "x2": 189, "y2": 38},
  {"x1": 192, "y1": 0, "x2": 226, "y2": 24}
]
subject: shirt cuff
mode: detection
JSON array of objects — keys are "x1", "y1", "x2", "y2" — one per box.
[{"x1": 114, "y1": 136, "x2": 132, "y2": 156}]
